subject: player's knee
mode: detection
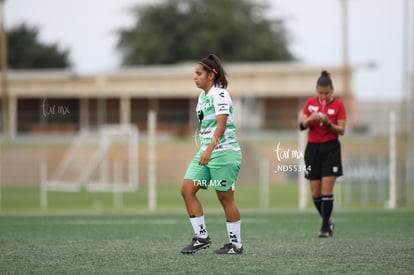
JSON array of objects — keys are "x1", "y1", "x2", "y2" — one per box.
[
  {"x1": 311, "y1": 190, "x2": 321, "y2": 198},
  {"x1": 216, "y1": 192, "x2": 234, "y2": 206},
  {"x1": 181, "y1": 180, "x2": 196, "y2": 198},
  {"x1": 180, "y1": 184, "x2": 189, "y2": 198}
]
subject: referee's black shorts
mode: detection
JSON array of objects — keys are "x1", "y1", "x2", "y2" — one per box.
[{"x1": 304, "y1": 139, "x2": 343, "y2": 180}]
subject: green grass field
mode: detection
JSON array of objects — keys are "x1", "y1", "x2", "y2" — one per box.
[
  {"x1": 1, "y1": 185, "x2": 413, "y2": 274},
  {"x1": 0, "y1": 184, "x2": 301, "y2": 212},
  {"x1": 0, "y1": 183, "x2": 398, "y2": 213},
  {"x1": 1, "y1": 211, "x2": 413, "y2": 274}
]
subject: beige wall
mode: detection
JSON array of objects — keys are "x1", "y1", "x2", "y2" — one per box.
[
  {"x1": 3, "y1": 62, "x2": 353, "y2": 136},
  {"x1": 8, "y1": 63, "x2": 349, "y2": 98}
]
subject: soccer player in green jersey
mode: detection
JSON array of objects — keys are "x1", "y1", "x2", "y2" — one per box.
[{"x1": 180, "y1": 54, "x2": 243, "y2": 254}]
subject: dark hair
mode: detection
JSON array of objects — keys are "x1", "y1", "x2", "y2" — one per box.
[
  {"x1": 199, "y1": 54, "x2": 228, "y2": 88},
  {"x1": 316, "y1": 70, "x2": 333, "y2": 88}
]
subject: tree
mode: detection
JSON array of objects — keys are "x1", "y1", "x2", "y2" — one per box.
[
  {"x1": 8, "y1": 23, "x2": 71, "y2": 69},
  {"x1": 117, "y1": 0, "x2": 295, "y2": 65}
]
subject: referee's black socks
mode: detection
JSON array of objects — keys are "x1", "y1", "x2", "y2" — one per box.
[
  {"x1": 313, "y1": 196, "x2": 322, "y2": 217},
  {"x1": 321, "y1": 195, "x2": 334, "y2": 231}
]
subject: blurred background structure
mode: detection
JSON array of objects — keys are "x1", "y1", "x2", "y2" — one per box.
[{"x1": 0, "y1": 0, "x2": 413, "y2": 210}]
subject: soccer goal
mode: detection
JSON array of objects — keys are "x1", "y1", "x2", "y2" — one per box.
[{"x1": 40, "y1": 124, "x2": 139, "y2": 209}]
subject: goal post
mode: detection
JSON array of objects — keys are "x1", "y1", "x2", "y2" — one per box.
[
  {"x1": 298, "y1": 110, "x2": 308, "y2": 210},
  {"x1": 386, "y1": 111, "x2": 397, "y2": 209},
  {"x1": 147, "y1": 110, "x2": 157, "y2": 212},
  {"x1": 40, "y1": 124, "x2": 139, "y2": 209}
]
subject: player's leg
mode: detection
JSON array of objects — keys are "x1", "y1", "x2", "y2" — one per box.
[
  {"x1": 305, "y1": 143, "x2": 323, "y2": 220},
  {"x1": 319, "y1": 176, "x2": 336, "y2": 237},
  {"x1": 180, "y1": 179, "x2": 211, "y2": 253},
  {"x1": 216, "y1": 188, "x2": 240, "y2": 222},
  {"x1": 181, "y1": 179, "x2": 203, "y2": 217},
  {"x1": 310, "y1": 180, "x2": 323, "y2": 216},
  {"x1": 210, "y1": 150, "x2": 243, "y2": 254},
  {"x1": 319, "y1": 140, "x2": 342, "y2": 237},
  {"x1": 180, "y1": 151, "x2": 212, "y2": 254},
  {"x1": 214, "y1": 188, "x2": 243, "y2": 254}
]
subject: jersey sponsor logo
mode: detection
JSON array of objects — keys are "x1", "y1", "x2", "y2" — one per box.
[
  {"x1": 308, "y1": 105, "x2": 319, "y2": 113},
  {"x1": 328, "y1": 108, "x2": 335, "y2": 115},
  {"x1": 199, "y1": 129, "x2": 211, "y2": 135},
  {"x1": 217, "y1": 102, "x2": 229, "y2": 112}
]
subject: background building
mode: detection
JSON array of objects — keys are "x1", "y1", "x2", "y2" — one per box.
[{"x1": 5, "y1": 62, "x2": 352, "y2": 137}]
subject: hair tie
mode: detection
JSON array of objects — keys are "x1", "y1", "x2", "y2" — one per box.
[{"x1": 199, "y1": 61, "x2": 218, "y2": 74}]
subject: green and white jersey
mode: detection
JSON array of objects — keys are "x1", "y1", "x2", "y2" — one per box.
[{"x1": 196, "y1": 86, "x2": 240, "y2": 152}]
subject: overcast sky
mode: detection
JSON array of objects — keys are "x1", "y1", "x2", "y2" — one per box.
[{"x1": 4, "y1": 0, "x2": 411, "y2": 100}]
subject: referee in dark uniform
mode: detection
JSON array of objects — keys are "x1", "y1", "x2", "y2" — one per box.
[{"x1": 299, "y1": 70, "x2": 347, "y2": 237}]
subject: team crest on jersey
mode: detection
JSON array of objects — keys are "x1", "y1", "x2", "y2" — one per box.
[
  {"x1": 199, "y1": 99, "x2": 212, "y2": 110},
  {"x1": 308, "y1": 105, "x2": 319, "y2": 113},
  {"x1": 328, "y1": 108, "x2": 335, "y2": 115}
]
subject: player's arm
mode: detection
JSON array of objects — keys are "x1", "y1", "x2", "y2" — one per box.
[
  {"x1": 319, "y1": 102, "x2": 346, "y2": 135},
  {"x1": 300, "y1": 112, "x2": 320, "y2": 130},
  {"x1": 327, "y1": 119, "x2": 346, "y2": 135},
  {"x1": 317, "y1": 114, "x2": 346, "y2": 135},
  {"x1": 198, "y1": 115, "x2": 227, "y2": 165}
]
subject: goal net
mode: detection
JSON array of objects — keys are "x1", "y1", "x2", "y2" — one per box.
[{"x1": 40, "y1": 124, "x2": 139, "y2": 208}]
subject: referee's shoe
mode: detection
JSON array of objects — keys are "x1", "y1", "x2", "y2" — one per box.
[
  {"x1": 181, "y1": 236, "x2": 212, "y2": 254},
  {"x1": 319, "y1": 220, "x2": 335, "y2": 238}
]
